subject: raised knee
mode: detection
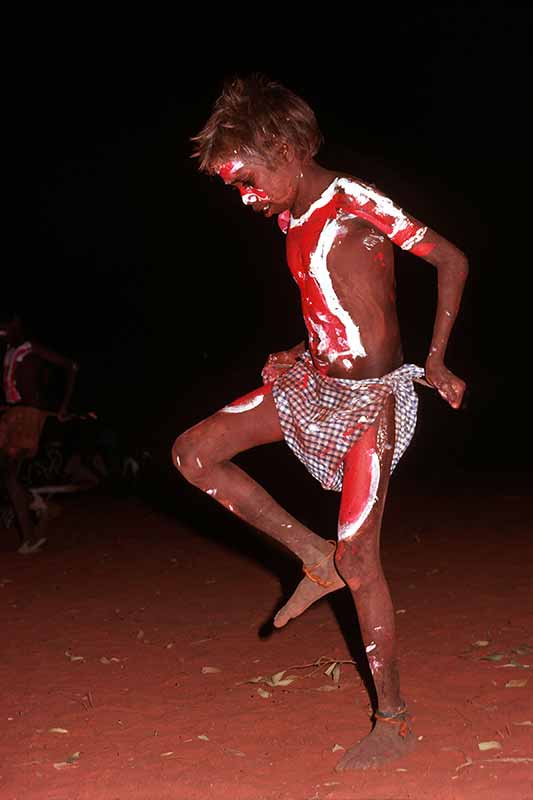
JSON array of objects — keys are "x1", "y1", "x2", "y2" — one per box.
[{"x1": 171, "y1": 431, "x2": 207, "y2": 487}]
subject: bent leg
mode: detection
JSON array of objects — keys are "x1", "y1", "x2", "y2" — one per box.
[
  {"x1": 172, "y1": 385, "x2": 343, "y2": 624},
  {"x1": 334, "y1": 397, "x2": 415, "y2": 770}
]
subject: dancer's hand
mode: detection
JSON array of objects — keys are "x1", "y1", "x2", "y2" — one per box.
[
  {"x1": 424, "y1": 360, "x2": 466, "y2": 409},
  {"x1": 261, "y1": 344, "x2": 304, "y2": 385}
]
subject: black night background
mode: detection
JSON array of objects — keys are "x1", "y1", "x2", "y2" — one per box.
[{"x1": 10, "y1": 8, "x2": 533, "y2": 518}]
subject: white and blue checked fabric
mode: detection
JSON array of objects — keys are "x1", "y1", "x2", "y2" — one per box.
[{"x1": 272, "y1": 352, "x2": 424, "y2": 491}]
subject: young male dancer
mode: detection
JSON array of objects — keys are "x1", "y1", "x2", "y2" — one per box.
[{"x1": 173, "y1": 75, "x2": 467, "y2": 769}]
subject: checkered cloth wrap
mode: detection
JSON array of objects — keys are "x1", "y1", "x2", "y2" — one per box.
[{"x1": 271, "y1": 353, "x2": 425, "y2": 491}]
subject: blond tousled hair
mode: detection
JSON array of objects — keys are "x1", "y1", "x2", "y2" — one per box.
[{"x1": 191, "y1": 74, "x2": 323, "y2": 173}]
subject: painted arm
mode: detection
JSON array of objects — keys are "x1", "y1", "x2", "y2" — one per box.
[
  {"x1": 341, "y1": 181, "x2": 468, "y2": 407},
  {"x1": 410, "y1": 229, "x2": 468, "y2": 409},
  {"x1": 32, "y1": 343, "x2": 80, "y2": 418}
]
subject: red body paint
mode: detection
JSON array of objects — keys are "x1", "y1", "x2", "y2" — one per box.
[
  {"x1": 338, "y1": 424, "x2": 380, "y2": 539},
  {"x1": 286, "y1": 182, "x2": 431, "y2": 376},
  {"x1": 410, "y1": 241, "x2": 436, "y2": 257},
  {"x1": 287, "y1": 195, "x2": 353, "y2": 375},
  {"x1": 3, "y1": 342, "x2": 32, "y2": 403},
  {"x1": 278, "y1": 209, "x2": 291, "y2": 234},
  {"x1": 217, "y1": 161, "x2": 242, "y2": 183}
]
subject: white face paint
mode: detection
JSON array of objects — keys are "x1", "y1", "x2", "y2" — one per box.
[
  {"x1": 222, "y1": 159, "x2": 244, "y2": 176},
  {"x1": 195, "y1": 457, "x2": 203, "y2": 469},
  {"x1": 206, "y1": 488, "x2": 217, "y2": 497},
  {"x1": 175, "y1": 454, "x2": 181, "y2": 467},
  {"x1": 222, "y1": 393, "x2": 265, "y2": 414},
  {"x1": 241, "y1": 190, "x2": 265, "y2": 205},
  {"x1": 338, "y1": 450, "x2": 380, "y2": 541},
  {"x1": 308, "y1": 218, "x2": 367, "y2": 361},
  {"x1": 365, "y1": 641, "x2": 377, "y2": 653}
]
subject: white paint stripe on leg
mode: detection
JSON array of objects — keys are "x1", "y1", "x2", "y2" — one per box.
[
  {"x1": 338, "y1": 451, "x2": 380, "y2": 541},
  {"x1": 221, "y1": 393, "x2": 265, "y2": 414}
]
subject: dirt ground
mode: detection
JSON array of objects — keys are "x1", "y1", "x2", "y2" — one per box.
[{"x1": 0, "y1": 476, "x2": 531, "y2": 800}]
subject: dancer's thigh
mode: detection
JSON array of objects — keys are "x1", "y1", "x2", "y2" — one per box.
[{"x1": 173, "y1": 384, "x2": 284, "y2": 469}]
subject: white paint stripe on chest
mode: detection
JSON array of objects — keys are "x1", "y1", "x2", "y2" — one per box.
[
  {"x1": 290, "y1": 178, "x2": 340, "y2": 227},
  {"x1": 338, "y1": 451, "x2": 380, "y2": 540},
  {"x1": 309, "y1": 218, "x2": 367, "y2": 360}
]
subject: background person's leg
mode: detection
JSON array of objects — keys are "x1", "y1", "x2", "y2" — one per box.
[{"x1": 5, "y1": 457, "x2": 46, "y2": 552}]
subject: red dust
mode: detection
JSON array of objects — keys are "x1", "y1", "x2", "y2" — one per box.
[{"x1": 0, "y1": 479, "x2": 531, "y2": 800}]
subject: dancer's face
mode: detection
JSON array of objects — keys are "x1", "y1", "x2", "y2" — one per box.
[{"x1": 216, "y1": 155, "x2": 299, "y2": 219}]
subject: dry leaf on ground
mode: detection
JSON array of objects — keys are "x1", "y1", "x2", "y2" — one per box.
[{"x1": 478, "y1": 741, "x2": 502, "y2": 751}]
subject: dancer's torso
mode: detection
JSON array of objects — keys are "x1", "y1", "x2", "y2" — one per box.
[
  {"x1": 3, "y1": 342, "x2": 43, "y2": 406},
  {"x1": 286, "y1": 176, "x2": 424, "y2": 379}
]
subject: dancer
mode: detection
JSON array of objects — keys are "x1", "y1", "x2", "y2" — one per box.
[{"x1": 173, "y1": 75, "x2": 467, "y2": 769}]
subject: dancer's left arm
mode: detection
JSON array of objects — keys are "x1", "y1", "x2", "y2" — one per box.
[{"x1": 408, "y1": 228, "x2": 468, "y2": 409}]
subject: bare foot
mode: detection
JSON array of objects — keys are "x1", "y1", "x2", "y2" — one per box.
[
  {"x1": 273, "y1": 550, "x2": 344, "y2": 628},
  {"x1": 335, "y1": 714, "x2": 416, "y2": 771}
]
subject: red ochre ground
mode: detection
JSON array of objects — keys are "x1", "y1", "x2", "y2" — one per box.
[{"x1": 1, "y1": 476, "x2": 531, "y2": 800}]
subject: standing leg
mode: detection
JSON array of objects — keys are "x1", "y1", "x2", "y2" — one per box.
[
  {"x1": 335, "y1": 396, "x2": 415, "y2": 770},
  {"x1": 4, "y1": 456, "x2": 46, "y2": 553},
  {"x1": 173, "y1": 385, "x2": 344, "y2": 624}
]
